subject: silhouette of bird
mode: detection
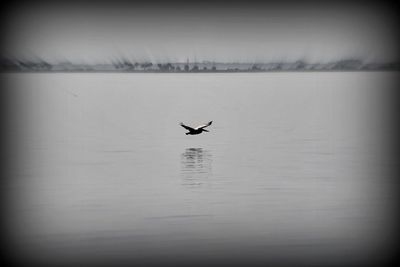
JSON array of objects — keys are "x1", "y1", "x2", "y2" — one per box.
[{"x1": 180, "y1": 121, "x2": 213, "y2": 135}]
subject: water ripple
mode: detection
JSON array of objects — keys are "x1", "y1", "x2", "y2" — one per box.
[{"x1": 181, "y1": 148, "x2": 212, "y2": 188}]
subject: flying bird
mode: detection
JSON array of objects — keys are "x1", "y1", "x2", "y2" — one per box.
[{"x1": 180, "y1": 121, "x2": 213, "y2": 135}]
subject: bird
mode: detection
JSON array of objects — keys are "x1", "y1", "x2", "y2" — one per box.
[{"x1": 180, "y1": 121, "x2": 213, "y2": 135}]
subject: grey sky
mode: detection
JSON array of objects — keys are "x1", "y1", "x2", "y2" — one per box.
[{"x1": 4, "y1": 2, "x2": 399, "y2": 63}]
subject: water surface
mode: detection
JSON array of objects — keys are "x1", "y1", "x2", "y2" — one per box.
[{"x1": 3, "y1": 72, "x2": 397, "y2": 266}]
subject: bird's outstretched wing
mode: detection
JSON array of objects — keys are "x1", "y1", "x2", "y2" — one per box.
[
  {"x1": 180, "y1": 122, "x2": 195, "y2": 131},
  {"x1": 195, "y1": 121, "x2": 213, "y2": 130}
]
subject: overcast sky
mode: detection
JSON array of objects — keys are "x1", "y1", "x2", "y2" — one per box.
[{"x1": 2, "y1": 1, "x2": 399, "y2": 63}]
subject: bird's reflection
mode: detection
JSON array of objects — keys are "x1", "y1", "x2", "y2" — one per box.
[{"x1": 181, "y1": 148, "x2": 212, "y2": 188}]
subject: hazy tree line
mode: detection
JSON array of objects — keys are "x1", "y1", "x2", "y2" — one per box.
[{"x1": 1, "y1": 58, "x2": 399, "y2": 72}]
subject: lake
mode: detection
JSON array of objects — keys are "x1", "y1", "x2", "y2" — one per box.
[{"x1": 3, "y1": 72, "x2": 398, "y2": 266}]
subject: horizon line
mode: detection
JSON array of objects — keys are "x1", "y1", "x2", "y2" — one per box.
[{"x1": 1, "y1": 57, "x2": 400, "y2": 65}]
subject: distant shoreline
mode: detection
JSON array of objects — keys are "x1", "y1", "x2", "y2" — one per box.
[
  {"x1": 1, "y1": 59, "x2": 399, "y2": 73},
  {"x1": 1, "y1": 69, "x2": 399, "y2": 74}
]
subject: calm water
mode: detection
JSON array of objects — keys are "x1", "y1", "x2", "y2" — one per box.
[{"x1": 4, "y1": 72, "x2": 397, "y2": 266}]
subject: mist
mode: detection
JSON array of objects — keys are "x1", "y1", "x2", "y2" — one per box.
[{"x1": 2, "y1": 1, "x2": 399, "y2": 64}]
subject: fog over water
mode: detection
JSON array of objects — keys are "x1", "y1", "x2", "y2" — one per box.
[
  {"x1": 3, "y1": 2, "x2": 399, "y2": 63},
  {"x1": 3, "y1": 72, "x2": 397, "y2": 266}
]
